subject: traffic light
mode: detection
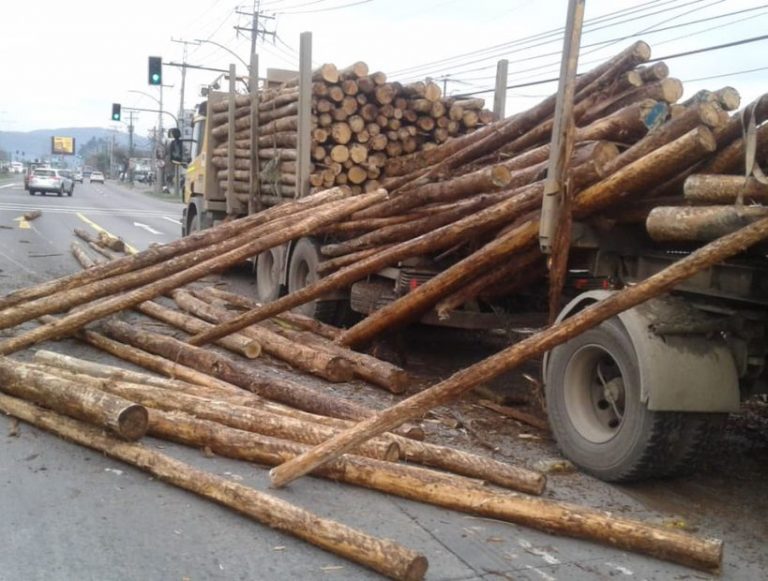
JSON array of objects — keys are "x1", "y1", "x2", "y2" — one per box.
[
  {"x1": 111, "y1": 103, "x2": 121, "y2": 121},
  {"x1": 148, "y1": 56, "x2": 162, "y2": 86}
]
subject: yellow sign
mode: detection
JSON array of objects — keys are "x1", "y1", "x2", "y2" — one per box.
[{"x1": 51, "y1": 136, "x2": 76, "y2": 155}]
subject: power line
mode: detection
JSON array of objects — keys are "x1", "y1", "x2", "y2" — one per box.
[
  {"x1": 684, "y1": 65, "x2": 768, "y2": 83},
  {"x1": 389, "y1": 0, "x2": 687, "y2": 78},
  {"x1": 430, "y1": 3, "x2": 768, "y2": 86},
  {"x1": 456, "y1": 33, "x2": 768, "y2": 97},
  {"x1": 276, "y1": 0, "x2": 374, "y2": 14},
  {"x1": 398, "y1": 0, "x2": 724, "y2": 82}
]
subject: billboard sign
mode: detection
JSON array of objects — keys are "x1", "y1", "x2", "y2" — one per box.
[{"x1": 51, "y1": 136, "x2": 76, "y2": 156}]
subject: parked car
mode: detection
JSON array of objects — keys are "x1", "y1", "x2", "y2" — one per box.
[
  {"x1": 73, "y1": 170, "x2": 83, "y2": 183},
  {"x1": 28, "y1": 168, "x2": 74, "y2": 197},
  {"x1": 90, "y1": 171, "x2": 105, "y2": 184}
]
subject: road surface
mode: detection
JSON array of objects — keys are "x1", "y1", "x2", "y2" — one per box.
[{"x1": 0, "y1": 176, "x2": 764, "y2": 580}]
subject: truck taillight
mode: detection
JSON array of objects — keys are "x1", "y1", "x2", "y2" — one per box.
[{"x1": 409, "y1": 279, "x2": 420, "y2": 291}]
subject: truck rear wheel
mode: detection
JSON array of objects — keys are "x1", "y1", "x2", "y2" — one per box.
[
  {"x1": 546, "y1": 317, "x2": 723, "y2": 482},
  {"x1": 287, "y1": 237, "x2": 342, "y2": 323},
  {"x1": 256, "y1": 246, "x2": 285, "y2": 302}
]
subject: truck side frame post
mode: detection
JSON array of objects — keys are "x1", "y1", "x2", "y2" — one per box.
[{"x1": 296, "y1": 31, "x2": 312, "y2": 199}]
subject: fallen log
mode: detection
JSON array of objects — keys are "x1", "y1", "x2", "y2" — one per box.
[
  {"x1": 647, "y1": 205, "x2": 768, "y2": 242},
  {"x1": 31, "y1": 348, "x2": 382, "y2": 435},
  {"x1": 32, "y1": 369, "x2": 399, "y2": 462},
  {"x1": 267, "y1": 214, "x2": 768, "y2": 490},
  {"x1": 135, "y1": 300, "x2": 263, "y2": 359},
  {"x1": 0, "y1": 359, "x2": 148, "y2": 440},
  {"x1": 0, "y1": 191, "x2": 386, "y2": 355},
  {"x1": 0, "y1": 394, "x2": 428, "y2": 581},
  {"x1": 199, "y1": 286, "x2": 343, "y2": 341},
  {"x1": 171, "y1": 290, "x2": 354, "y2": 383},
  {"x1": 32, "y1": 349, "x2": 240, "y2": 399},
  {"x1": 0, "y1": 198, "x2": 342, "y2": 332},
  {"x1": 101, "y1": 319, "x2": 372, "y2": 422},
  {"x1": 684, "y1": 174, "x2": 768, "y2": 204},
  {"x1": 70, "y1": 242, "x2": 96, "y2": 269},
  {"x1": 0, "y1": 187, "x2": 350, "y2": 312}
]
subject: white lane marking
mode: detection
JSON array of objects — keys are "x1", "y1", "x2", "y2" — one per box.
[
  {"x1": 162, "y1": 216, "x2": 182, "y2": 225},
  {"x1": 0, "y1": 202, "x2": 176, "y2": 217},
  {"x1": 133, "y1": 222, "x2": 162, "y2": 235},
  {"x1": 0, "y1": 184, "x2": 18, "y2": 189}
]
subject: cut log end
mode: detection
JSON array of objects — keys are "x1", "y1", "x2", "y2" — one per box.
[
  {"x1": 116, "y1": 404, "x2": 150, "y2": 441},
  {"x1": 244, "y1": 340, "x2": 263, "y2": 359}
]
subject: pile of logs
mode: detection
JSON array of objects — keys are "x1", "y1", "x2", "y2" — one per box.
[
  {"x1": 209, "y1": 61, "x2": 495, "y2": 200},
  {"x1": 187, "y1": 40, "x2": 768, "y2": 353},
  {"x1": 0, "y1": 39, "x2": 767, "y2": 577}
]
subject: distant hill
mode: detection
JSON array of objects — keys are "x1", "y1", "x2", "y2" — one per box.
[{"x1": 0, "y1": 127, "x2": 151, "y2": 160}]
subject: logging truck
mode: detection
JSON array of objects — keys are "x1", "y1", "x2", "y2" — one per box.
[{"x1": 181, "y1": 32, "x2": 768, "y2": 484}]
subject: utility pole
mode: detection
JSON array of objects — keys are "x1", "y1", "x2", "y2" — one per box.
[
  {"x1": 235, "y1": 0, "x2": 276, "y2": 42},
  {"x1": 171, "y1": 38, "x2": 199, "y2": 196}
]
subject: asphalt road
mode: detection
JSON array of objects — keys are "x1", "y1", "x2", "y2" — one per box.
[{"x1": 0, "y1": 175, "x2": 765, "y2": 580}]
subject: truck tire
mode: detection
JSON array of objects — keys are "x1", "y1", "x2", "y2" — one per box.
[
  {"x1": 546, "y1": 317, "x2": 696, "y2": 482},
  {"x1": 256, "y1": 246, "x2": 284, "y2": 302},
  {"x1": 287, "y1": 237, "x2": 341, "y2": 323}
]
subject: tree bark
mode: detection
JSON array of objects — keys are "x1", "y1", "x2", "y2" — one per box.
[
  {"x1": 268, "y1": 216, "x2": 768, "y2": 498},
  {"x1": 198, "y1": 286, "x2": 342, "y2": 341},
  {"x1": 684, "y1": 174, "x2": 768, "y2": 204},
  {"x1": 38, "y1": 369, "x2": 399, "y2": 462},
  {"x1": 0, "y1": 394, "x2": 428, "y2": 581},
  {"x1": 0, "y1": 360, "x2": 148, "y2": 440},
  {"x1": 365, "y1": 164, "x2": 512, "y2": 219},
  {"x1": 171, "y1": 290, "x2": 355, "y2": 383},
  {"x1": 647, "y1": 205, "x2": 768, "y2": 242},
  {"x1": 135, "y1": 300, "x2": 262, "y2": 359},
  {"x1": 101, "y1": 320, "x2": 372, "y2": 422}
]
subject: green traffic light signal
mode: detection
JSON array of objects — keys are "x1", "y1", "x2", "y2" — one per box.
[
  {"x1": 111, "y1": 103, "x2": 121, "y2": 122},
  {"x1": 148, "y1": 56, "x2": 162, "y2": 86}
]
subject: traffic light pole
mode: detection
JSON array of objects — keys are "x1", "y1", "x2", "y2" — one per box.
[{"x1": 156, "y1": 84, "x2": 163, "y2": 193}]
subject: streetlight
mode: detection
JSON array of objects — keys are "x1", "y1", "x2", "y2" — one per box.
[{"x1": 194, "y1": 38, "x2": 248, "y2": 70}]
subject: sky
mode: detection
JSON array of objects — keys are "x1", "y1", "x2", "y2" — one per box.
[{"x1": 2, "y1": 0, "x2": 768, "y2": 140}]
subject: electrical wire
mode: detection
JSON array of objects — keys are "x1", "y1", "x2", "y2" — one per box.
[
  {"x1": 389, "y1": 0, "x2": 687, "y2": 77},
  {"x1": 683, "y1": 65, "x2": 768, "y2": 83},
  {"x1": 397, "y1": 0, "x2": 725, "y2": 83},
  {"x1": 423, "y1": 3, "x2": 768, "y2": 86},
  {"x1": 276, "y1": 0, "x2": 374, "y2": 15},
  {"x1": 455, "y1": 33, "x2": 768, "y2": 97}
]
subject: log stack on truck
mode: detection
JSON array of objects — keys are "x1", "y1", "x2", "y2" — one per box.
[{"x1": 181, "y1": 36, "x2": 768, "y2": 485}]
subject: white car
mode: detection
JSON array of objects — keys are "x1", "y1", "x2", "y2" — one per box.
[
  {"x1": 90, "y1": 171, "x2": 105, "y2": 184},
  {"x1": 28, "y1": 168, "x2": 74, "y2": 197}
]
